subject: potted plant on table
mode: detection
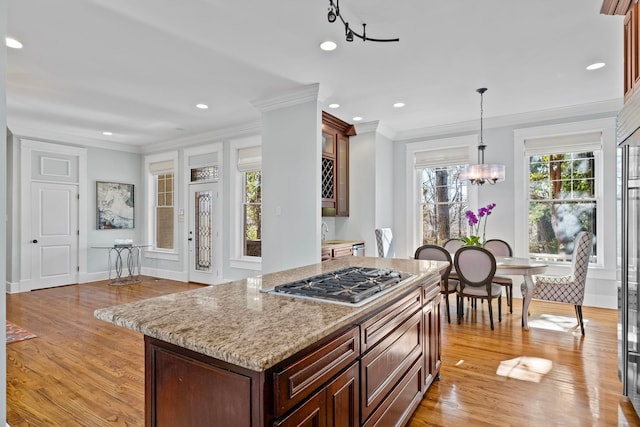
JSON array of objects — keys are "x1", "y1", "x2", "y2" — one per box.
[{"x1": 459, "y1": 203, "x2": 496, "y2": 247}]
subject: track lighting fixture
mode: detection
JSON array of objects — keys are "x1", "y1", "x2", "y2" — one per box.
[{"x1": 327, "y1": 0, "x2": 399, "y2": 43}]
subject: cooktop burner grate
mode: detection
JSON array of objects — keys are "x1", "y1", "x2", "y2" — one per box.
[{"x1": 273, "y1": 267, "x2": 411, "y2": 303}]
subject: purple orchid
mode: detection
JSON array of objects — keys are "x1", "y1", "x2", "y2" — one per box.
[{"x1": 459, "y1": 203, "x2": 497, "y2": 247}]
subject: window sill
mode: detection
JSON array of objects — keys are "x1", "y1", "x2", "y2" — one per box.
[
  {"x1": 145, "y1": 250, "x2": 179, "y2": 262},
  {"x1": 230, "y1": 257, "x2": 262, "y2": 271}
]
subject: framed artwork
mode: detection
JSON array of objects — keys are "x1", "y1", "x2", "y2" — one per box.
[{"x1": 96, "y1": 181, "x2": 134, "y2": 229}]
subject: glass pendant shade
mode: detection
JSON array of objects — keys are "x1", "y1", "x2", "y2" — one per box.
[{"x1": 460, "y1": 163, "x2": 506, "y2": 185}]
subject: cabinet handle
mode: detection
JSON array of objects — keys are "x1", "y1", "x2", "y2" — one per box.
[{"x1": 32, "y1": 239, "x2": 38, "y2": 244}]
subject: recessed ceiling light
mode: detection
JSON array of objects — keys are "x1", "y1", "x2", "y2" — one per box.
[
  {"x1": 328, "y1": 103, "x2": 340, "y2": 109},
  {"x1": 320, "y1": 41, "x2": 337, "y2": 51},
  {"x1": 353, "y1": 116, "x2": 363, "y2": 121},
  {"x1": 393, "y1": 102, "x2": 405, "y2": 108},
  {"x1": 196, "y1": 103, "x2": 209, "y2": 109},
  {"x1": 102, "y1": 131, "x2": 113, "y2": 136},
  {"x1": 586, "y1": 62, "x2": 605, "y2": 71},
  {"x1": 6, "y1": 37, "x2": 23, "y2": 49}
]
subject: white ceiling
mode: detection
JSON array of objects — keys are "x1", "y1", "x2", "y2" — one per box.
[{"x1": 5, "y1": 0, "x2": 624, "y2": 150}]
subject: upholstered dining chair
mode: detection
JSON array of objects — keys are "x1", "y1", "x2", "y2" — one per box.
[
  {"x1": 442, "y1": 238, "x2": 462, "y2": 282},
  {"x1": 484, "y1": 239, "x2": 514, "y2": 313},
  {"x1": 454, "y1": 246, "x2": 502, "y2": 330},
  {"x1": 443, "y1": 238, "x2": 462, "y2": 254},
  {"x1": 527, "y1": 231, "x2": 593, "y2": 336},
  {"x1": 414, "y1": 244, "x2": 458, "y2": 323}
]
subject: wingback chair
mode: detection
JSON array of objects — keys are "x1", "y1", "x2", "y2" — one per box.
[
  {"x1": 527, "y1": 231, "x2": 593, "y2": 336},
  {"x1": 374, "y1": 228, "x2": 394, "y2": 258},
  {"x1": 414, "y1": 244, "x2": 458, "y2": 323}
]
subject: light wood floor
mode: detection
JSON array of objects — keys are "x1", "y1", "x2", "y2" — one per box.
[{"x1": 6, "y1": 277, "x2": 640, "y2": 426}]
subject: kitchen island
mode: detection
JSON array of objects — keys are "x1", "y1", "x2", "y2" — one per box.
[{"x1": 94, "y1": 256, "x2": 445, "y2": 426}]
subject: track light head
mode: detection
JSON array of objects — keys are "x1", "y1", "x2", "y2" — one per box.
[
  {"x1": 345, "y1": 24, "x2": 354, "y2": 42},
  {"x1": 327, "y1": 8, "x2": 337, "y2": 23}
]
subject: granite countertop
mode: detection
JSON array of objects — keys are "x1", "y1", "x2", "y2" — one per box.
[
  {"x1": 321, "y1": 239, "x2": 364, "y2": 248},
  {"x1": 94, "y1": 256, "x2": 445, "y2": 372}
]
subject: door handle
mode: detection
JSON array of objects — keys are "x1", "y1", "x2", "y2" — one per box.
[
  {"x1": 188, "y1": 238, "x2": 193, "y2": 241},
  {"x1": 32, "y1": 239, "x2": 38, "y2": 244}
]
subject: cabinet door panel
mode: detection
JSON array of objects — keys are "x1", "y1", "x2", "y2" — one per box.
[
  {"x1": 150, "y1": 343, "x2": 252, "y2": 427},
  {"x1": 360, "y1": 309, "x2": 422, "y2": 422},
  {"x1": 327, "y1": 362, "x2": 359, "y2": 427}
]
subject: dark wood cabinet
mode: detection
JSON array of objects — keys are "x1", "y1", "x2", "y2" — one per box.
[
  {"x1": 322, "y1": 112, "x2": 355, "y2": 217},
  {"x1": 144, "y1": 275, "x2": 441, "y2": 427},
  {"x1": 624, "y1": 1, "x2": 640, "y2": 101}
]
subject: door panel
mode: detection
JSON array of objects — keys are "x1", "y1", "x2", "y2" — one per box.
[
  {"x1": 31, "y1": 182, "x2": 79, "y2": 289},
  {"x1": 188, "y1": 182, "x2": 218, "y2": 284}
]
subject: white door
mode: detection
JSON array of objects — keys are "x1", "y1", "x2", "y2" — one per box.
[
  {"x1": 30, "y1": 182, "x2": 79, "y2": 290},
  {"x1": 188, "y1": 182, "x2": 219, "y2": 284}
]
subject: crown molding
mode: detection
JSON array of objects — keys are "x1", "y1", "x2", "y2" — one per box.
[
  {"x1": 140, "y1": 120, "x2": 263, "y2": 154},
  {"x1": 251, "y1": 83, "x2": 320, "y2": 113},
  {"x1": 393, "y1": 98, "x2": 623, "y2": 143},
  {"x1": 9, "y1": 125, "x2": 142, "y2": 153}
]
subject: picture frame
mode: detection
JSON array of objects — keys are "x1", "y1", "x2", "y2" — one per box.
[{"x1": 96, "y1": 181, "x2": 135, "y2": 229}]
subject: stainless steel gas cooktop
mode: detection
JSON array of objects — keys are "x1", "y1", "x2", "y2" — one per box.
[{"x1": 265, "y1": 266, "x2": 414, "y2": 306}]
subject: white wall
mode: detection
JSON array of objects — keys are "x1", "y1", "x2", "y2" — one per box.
[
  {"x1": 86, "y1": 147, "x2": 142, "y2": 279},
  {"x1": 261, "y1": 98, "x2": 321, "y2": 274}
]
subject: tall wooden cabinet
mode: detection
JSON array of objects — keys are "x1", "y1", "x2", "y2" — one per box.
[
  {"x1": 624, "y1": 1, "x2": 640, "y2": 100},
  {"x1": 322, "y1": 112, "x2": 355, "y2": 217}
]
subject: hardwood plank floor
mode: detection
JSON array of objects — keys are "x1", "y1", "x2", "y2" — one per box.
[{"x1": 6, "y1": 277, "x2": 640, "y2": 426}]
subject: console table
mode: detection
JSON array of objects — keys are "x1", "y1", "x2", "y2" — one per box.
[{"x1": 93, "y1": 244, "x2": 149, "y2": 285}]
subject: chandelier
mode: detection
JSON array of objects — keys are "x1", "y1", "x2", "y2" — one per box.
[
  {"x1": 327, "y1": 0, "x2": 399, "y2": 43},
  {"x1": 460, "y1": 88, "x2": 506, "y2": 185}
]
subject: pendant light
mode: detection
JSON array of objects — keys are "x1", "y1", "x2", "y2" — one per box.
[{"x1": 460, "y1": 88, "x2": 506, "y2": 185}]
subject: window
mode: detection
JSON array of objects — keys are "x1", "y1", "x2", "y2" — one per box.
[
  {"x1": 243, "y1": 171, "x2": 261, "y2": 257},
  {"x1": 415, "y1": 147, "x2": 470, "y2": 245},
  {"x1": 525, "y1": 132, "x2": 600, "y2": 263},
  {"x1": 419, "y1": 166, "x2": 468, "y2": 245},
  {"x1": 237, "y1": 145, "x2": 262, "y2": 259},
  {"x1": 155, "y1": 172, "x2": 174, "y2": 250},
  {"x1": 146, "y1": 155, "x2": 178, "y2": 256}
]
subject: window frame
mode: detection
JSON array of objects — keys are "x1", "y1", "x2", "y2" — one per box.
[
  {"x1": 229, "y1": 136, "x2": 262, "y2": 271},
  {"x1": 514, "y1": 118, "x2": 617, "y2": 278},
  {"x1": 145, "y1": 151, "x2": 179, "y2": 261},
  {"x1": 416, "y1": 164, "x2": 469, "y2": 246},
  {"x1": 405, "y1": 135, "x2": 478, "y2": 254}
]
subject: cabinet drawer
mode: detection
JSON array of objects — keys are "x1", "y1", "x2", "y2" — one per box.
[
  {"x1": 422, "y1": 276, "x2": 440, "y2": 303},
  {"x1": 332, "y1": 246, "x2": 353, "y2": 258},
  {"x1": 362, "y1": 359, "x2": 423, "y2": 427},
  {"x1": 273, "y1": 326, "x2": 359, "y2": 418},
  {"x1": 360, "y1": 289, "x2": 421, "y2": 352},
  {"x1": 360, "y1": 308, "x2": 422, "y2": 422}
]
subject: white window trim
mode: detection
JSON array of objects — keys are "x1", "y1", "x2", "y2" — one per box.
[
  {"x1": 404, "y1": 135, "x2": 478, "y2": 253},
  {"x1": 513, "y1": 117, "x2": 617, "y2": 280},
  {"x1": 144, "y1": 151, "x2": 179, "y2": 261},
  {"x1": 229, "y1": 136, "x2": 262, "y2": 271}
]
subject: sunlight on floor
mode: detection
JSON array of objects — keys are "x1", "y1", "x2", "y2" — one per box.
[
  {"x1": 528, "y1": 314, "x2": 587, "y2": 334},
  {"x1": 496, "y1": 356, "x2": 553, "y2": 383}
]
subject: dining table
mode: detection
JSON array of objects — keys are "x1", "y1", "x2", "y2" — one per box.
[{"x1": 493, "y1": 256, "x2": 548, "y2": 330}]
